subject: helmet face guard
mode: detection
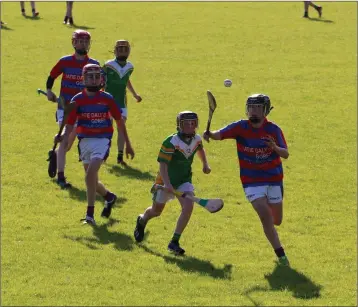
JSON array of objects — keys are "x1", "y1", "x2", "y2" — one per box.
[
  {"x1": 72, "y1": 30, "x2": 91, "y2": 55},
  {"x1": 245, "y1": 94, "x2": 273, "y2": 123},
  {"x1": 176, "y1": 111, "x2": 199, "y2": 138},
  {"x1": 114, "y1": 40, "x2": 130, "y2": 61},
  {"x1": 82, "y1": 64, "x2": 102, "y2": 92}
]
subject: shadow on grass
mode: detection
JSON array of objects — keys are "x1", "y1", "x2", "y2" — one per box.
[
  {"x1": 1, "y1": 24, "x2": 14, "y2": 30},
  {"x1": 52, "y1": 180, "x2": 127, "y2": 205},
  {"x1": 23, "y1": 15, "x2": 41, "y2": 21},
  {"x1": 307, "y1": 17, "x2": 334, "y2": 23},
  {"x1": 137, "y1": 244, "x2": 233, "y2": 280},
  {"x1": 64, "y1": 218, "x2": 135, "y2": 251},
  {"x1": 64, "y1": 23, "x2": 96, "y2": 30},
  {"x1": 244, "y1": 263, "x2": 322, "y2": 305},
  {"x1": 106, "y1": 163, "x2": 156, "y2": 181}
]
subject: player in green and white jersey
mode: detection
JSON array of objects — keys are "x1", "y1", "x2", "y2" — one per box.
[
  {"x1": 134, "y1": 111, "x2": 212, "y2": 255},
  {"x1": 103, "y1": 40, "x2": 142, "y2": 165}
]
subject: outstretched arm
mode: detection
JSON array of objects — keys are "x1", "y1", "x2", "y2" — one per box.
[{"x1": 203, "y1": 130, "x2": 222, "y2": 142}]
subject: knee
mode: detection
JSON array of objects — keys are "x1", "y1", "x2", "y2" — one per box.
[{"x1": 273, "y1": 217, "x2": 282, "y2": 226}]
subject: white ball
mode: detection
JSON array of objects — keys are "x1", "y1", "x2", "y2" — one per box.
[{"x1": 224, "y1": 79, "x2": 232, "y2": 87}]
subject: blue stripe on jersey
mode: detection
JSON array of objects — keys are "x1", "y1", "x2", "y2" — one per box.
[
  {"x1": 240, "y1": 165, "x2": 283, "y2": 178},
  {"x1": 78, "y1": 133, "x2": 113, "y2": 139},
  {"x1": 77, "y1": 119, "x2": 112, "y2": 128},
  {"x1": 77, "y1": 104, "x2": 110, "y2": 113},
  {"x1": 63, "y1": 67, "x2": 83, "y2": 75},
  {"x1": 88, "y1": 58, "x2": 100, "y2": 64},
  {"x1": 220, "y1": 120, "x2": 242, "y2": 133},
  {"x1": 238, "y1": 151, "x2": 280, "y2": 163},
  {"x1": 98, "y1": 91, "x2": 114, "y2": 99},
  {"x1": 236, "y1": 137, "x2": 268, "y2": 147},
  {"x1": 61, "y1": 79, "x2": 84, "y2": 89},
  {"x1": 59, "y1": 55, "x2": 73, "y2": 61}
]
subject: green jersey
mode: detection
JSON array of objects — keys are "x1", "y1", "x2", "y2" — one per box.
[
  {"x1": 103, "y1": 59, "x2": 134, "y2": 108},
  {"x1": 155, "y1": 133, "x2": 203, "y2": 188}
]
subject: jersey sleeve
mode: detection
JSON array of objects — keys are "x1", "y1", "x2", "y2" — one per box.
[
  {"x1": 49, "y1": 59, "x2": 63, "y2": 79},
  {"x1": 196, "y1": 134, "x2": 203, "y2": 150},
  {"x1": 157, "y1": 136, "x2": 175, "y2": 164},
  {"x1": 66, "y1": 100, "x2": 78, "y2": 125},
  {"x1": 108, "y1": 96, "x2": 122, "y2": 120},
  {"x1": 219, "y1": 121, "x2": 243, "y2": 140},
  {"x1": 275, "y1": 126, "x2": 287, "y2": 149}
]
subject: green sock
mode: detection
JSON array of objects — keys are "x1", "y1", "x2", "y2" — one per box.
[{"x1": 171, "y1": 233, "x2": 181, "y2": 243}]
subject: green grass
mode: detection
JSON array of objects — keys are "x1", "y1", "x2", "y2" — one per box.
[{"x1": 1, "y1": 2, "x2": 356, "y2": 306}]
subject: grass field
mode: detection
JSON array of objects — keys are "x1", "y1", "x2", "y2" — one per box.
[{"x1": 1, "y1": 1, "x2": 357, "y2": 306}]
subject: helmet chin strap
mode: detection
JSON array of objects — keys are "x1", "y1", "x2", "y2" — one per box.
[
  {"x1": 116, "y1": 56, "x2": 128, "y2": 62},
  {"x1": 86, "y1": 86, "x2": 101, "y2": 92},
  {"x1": 76, "y1": 49, "x2": 88, "y2": 56},
  {"x1": 249, "y1": 116, "x2": 262, "y2": 124},
  {"x1": 179, "y1": 131, "x2": 195, "y2": 139}
]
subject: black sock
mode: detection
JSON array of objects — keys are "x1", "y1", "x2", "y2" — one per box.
[
  {"x1": 274, "y1": 247, "x2": 286, "y2": 258},
  {"x1": 32, "y1": 8, "x2": 35, "y2": 13},
  {"x1": 117, "y1": 151, "x2": 124, "y2": 161},
  {"x1": 171, "y1": 233, "x2": 181, "y2": 244},
  {"x1": 58, "y1": 172, "x2": 65, "y2": 181},
  {"x1": 86, "y1": 206, "x2": 94, "y2": 218},
  {"x1": 104, "y1": 191, "x2": 113, "y2": 202}
]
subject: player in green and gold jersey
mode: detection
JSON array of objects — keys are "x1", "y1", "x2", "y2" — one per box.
[
  {"x1": 134, "y1": 111, "x2": 211, "y2": 255},
  {"x1": 103, "y1": 40, "x2": 142, "y2": 165}
]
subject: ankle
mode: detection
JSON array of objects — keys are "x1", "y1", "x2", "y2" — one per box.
[
  {"x1": 58, "y1": 172, "x2": 65, "y2": 181},
  {"x1": 274, "y1": 246, "x2": 286, "y2": 258}
]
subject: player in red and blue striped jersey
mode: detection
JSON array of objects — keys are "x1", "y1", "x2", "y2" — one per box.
[
  {"x1": 45, "y1": 29, "x2": 99, "y2": 189},
  {"x1": 204, "y1": 94, "x2": 290, "y2": 266},
  {"x1": 55, "y1": 64, "x2": 135, "y2": 225}
]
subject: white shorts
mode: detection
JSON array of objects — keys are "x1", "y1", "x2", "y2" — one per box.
[
  {"x1": 152, "y1": 182, "x2": 194, "y2": 204},
  {"x1": 56, "y1": 109, "x2": 64, "y2": 124},
  {"x1": 78, "y1": 138, "x2": 111, "y2": 164},
  {"x1": 244, "y1": 185, "x2": 283, "y2": 204},
  {"x1": 120, "y1": 108, "x2": 128, "y2": 119},
  {"x1": 56, "y1": 109, "x2": 77, "y2": 127}
]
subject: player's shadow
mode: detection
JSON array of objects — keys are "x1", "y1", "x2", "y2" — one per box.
[
  {"x1": 244, "y1": 263, "x2": 322, "y2": 305},
  {"x1": 307, "y1": 17, "x2": 334, "y2": 23},
  {"x1": 107, "y1": 164, "x2": 156, "y2": 181},
  {"x1": 23, "y1": 15, "x2": 41, "y2": 20},
  {"x1": 0, "y1": 24, "x2": 13, "y2": 30},
  {"x1": 63, "y1": 218, "x2": 135, "y2": 251},
  {"x1": 137, "y1": 244, "x2": 233, "y2": 280},
  {"x1": 66, "y1": 23, "x2": 95, "y2": 30},
  {"x1": 57, "y1": 183, "x2": 128, "y2": 206}
]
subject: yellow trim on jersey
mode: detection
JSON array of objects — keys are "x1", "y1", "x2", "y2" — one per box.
[
  {"x1": 160, "y1": 145, "x2": 175, "y2": 154},
  {"x1": 155, "y1": 174, "x2": 164, "y2": 185},
  {"x1": 158, "y1": 152, "x2": 172, "y2": 162}
]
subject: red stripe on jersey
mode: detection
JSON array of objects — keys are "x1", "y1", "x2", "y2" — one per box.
[
  {"x1": 241, "y1": 174, "x2": 283, "y2": 184},
  {"x1": 239, "y1": 158, "x2": 282, "y2": 170}
]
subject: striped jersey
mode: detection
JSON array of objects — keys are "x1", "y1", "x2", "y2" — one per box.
[
  {"x1": 155, "y1": 133, "x2": 203, "y2": 189},
  {"x1": 67, "y1": 90, "x2": 122, "y2": 139},
  {"x1": 220, "y1": 118, "x2": 287, "y2": 188},
  {"x1": 49, "y1": 54, "x2": 100, "y2": 109}
]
